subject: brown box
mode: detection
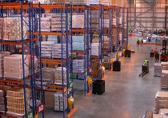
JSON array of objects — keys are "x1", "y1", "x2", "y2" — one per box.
[{"x1": 44, "y1": 91, "x2": 55, "y2": 109}]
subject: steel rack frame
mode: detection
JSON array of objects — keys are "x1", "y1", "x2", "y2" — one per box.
[
  {"x1": 0, "y1": 2, "x2": 44, "y2": 118},
  {"x1": 90, "y1": 4, "x2": 105, "y2": 81},
  {"x1": 70, "y1": 5, "x2": 90, "y2": 96},
  {"x1": 37, "y1": 4, "x2": 76, "y2": 118}
]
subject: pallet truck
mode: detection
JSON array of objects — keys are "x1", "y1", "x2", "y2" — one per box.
[{"x1": 139, "y1": 64, "x2": 149, "y2": 77}]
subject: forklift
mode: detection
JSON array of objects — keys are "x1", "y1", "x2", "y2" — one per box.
[{"x1": 160, "y1": 39, "x2": 168, "y2": 62}]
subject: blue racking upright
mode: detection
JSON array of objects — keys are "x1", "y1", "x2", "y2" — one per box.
[
  {"x1": 0, "y1": 2, "x2": 44, "y2": 118},
  {"x1": 70, "y1": 5, "x2": 91, "y2": 96},
  {"x1": 90, "y1": 4, "x2": 105, "y2": 80}
]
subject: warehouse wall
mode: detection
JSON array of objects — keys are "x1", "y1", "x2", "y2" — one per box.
[{"x1": 128, "y1": 0, "x2": 166, "y2": 30}]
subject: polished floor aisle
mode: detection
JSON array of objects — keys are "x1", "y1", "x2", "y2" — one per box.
[{"x1": 45, "y1": 37, "x2": 161, "y2": 118}]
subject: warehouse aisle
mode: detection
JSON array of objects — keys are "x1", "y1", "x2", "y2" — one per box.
[
  {"x1": 72, "y1": 37, "x2": 160, "y2": 118},
  {"x1": 44, "y1": 37, "x2": 161, "y2": 118}
]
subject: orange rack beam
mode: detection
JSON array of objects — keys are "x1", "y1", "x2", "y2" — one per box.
[
  {"x1": 41, "y1": 4, "x2": 69, "y2": 10},
  {"x1": 112, "y1": 6, "x2": 119, "y2": 10},
  {"x1": 113, "y1": 26, "x2": 118, "y2": 28},
  {"x1": 72, "y1": 6, "x2": 87, "y2": 9},
  {"x1": 90, "y1": 5, "x2": 102, "y2": 10},
  {"x1": 70, "y1": 29, "x2": 87, "y2": 33},
  {"x1": 0, "y1": 39, "x2": 39, "y2": 45},
  {"x1": 33, "y1": 32, "x2": 67, "y2": 36},
  {"x1": 91, "y1": 55, "x2": 99, "y2": 59},
  {"x1": 0, "y1": 79, "x2": 24, "y2": 85},
  {"x1": 39, "y1": 59, "x2": 71, "y2": 65},
  {"x1": 71, "y1": 50, "x2": 87, "y2": 54}
]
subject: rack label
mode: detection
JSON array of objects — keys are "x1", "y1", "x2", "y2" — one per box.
[
  {"x1": 27, "y1": 111, "x2": 33, "y2": 118},
  {"x1": 37, "y1": 104, "x2": 44, "y2": 114}
]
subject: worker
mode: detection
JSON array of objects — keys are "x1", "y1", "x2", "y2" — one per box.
[
  {"x1": 155, "y1": 52, "x2": 159, "y2": 62},
  {"x1": 136, "y1": 38, "x2": 139, "y2": 45},
  {"x1": 144, "y1": 59, "x2": 149, "y2": 66},
  {"x1": 150, "y1": 50, "x2": 154, "y2": 57},
  {"x1": 141, "y1": 39, "x2": 143, "y2": 46},
  {"x1": 154, "y1": 48, "x2": 158, "y2": 55}
]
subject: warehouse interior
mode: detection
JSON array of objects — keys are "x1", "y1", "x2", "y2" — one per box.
[{"x1": 0, "y1": 0, "x2": 168, "y2": 118}]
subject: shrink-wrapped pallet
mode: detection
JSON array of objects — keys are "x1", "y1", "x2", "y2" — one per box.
[
  {"x1": 91, "y1": 43, "x2": 100, "y2": 56},
  {"x1": 6, "y1": 88, "x2": 31, "y2": 115},
  {"x1": 154, "y1": 63, "x2": 162, "y2": 77},
  {"x1": 54, "y1": 93, "x2": 67, "y2": 111},
  {"x1": 41, "y1": 41, "x2": 54, "y2": 58},
  {"x1": 0, "y1": 86, "x2": 10, "y2": 113},
  {"x1": 113, "y1": 28, "x2": 117, "y2": 44},
  {"x1": 72, "y1": 35, "x2": 86, "y2": 51},
  {"x1": 3, "y1": 18, "x2": 27, "y2": 41},
  {"x1": 111, "y1": 0, "x2": 117, "y2": 6},
  {"x1": 54, "y1": 67, "x2": 67, "y2": 85},
  {"x1": 100, "y1": 0, "x2": 111, "y2": 6},
  {"x1": 91, "y1": 59, "x2": 99, "y2": 78},
  {"x1": 117, "y1": 0, "x2": 124, "y2": 7},
  {"x1": 4, "y1": 54, "x2": 29, "y2": 80},
  {"x1": 155, "y1": 91, "x2": 168, "y2": 114},
  {"x1": 40, "y1": 18, "x2": 50, "y2": 32},
  {"x1": 90, "y1": 0, "x2": 99, "y2": 4},
  {"x1": 71, "y1": 0, "x2": 90, "y2": 5},
  {"x1": 161, "y1": 70, "x2": 168, "y2": 89},
  {"x1": 42, "y1": 68, "x2": 55, "y2": 83},
  {"x1": 73, "y1": 59, "x2": 85, "y2": 73},
  {"x1": 0, "y1": 51, "x2": 10, "y2": 77},
  {"x1": 51, "y1": 0, "x2": 70, "y2": 4},
  {"x1": 161, "y1": 62, "x2": 168, "y2": 70},
  {"x1": 72, "y1": 14, "x2": 85, "y2": 29}
]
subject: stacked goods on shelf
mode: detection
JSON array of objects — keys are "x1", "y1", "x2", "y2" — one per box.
[
  {"x1": 161, "y1": 70, "x2": 168, "y2": 89},
  {"x1": 124, "y1": 0, "x2": 128, "y2": 7},
  {"x1": 72, "y1": 35, "x2": 86, "y2": 51},
  {"x1": 48, "y1": 36, "x2": 58, "y2": 44},
  {"x1": 104, "y1": 36, "x2": 109, "y2": 49},
  {"x1": 91, "y1": 43, "x2": 100, "y2": 56},
  {"x1": 42, "y1": 68, "x2": 55, "y2": 83},
  {"x1": 161, "y1": 62, "x2": 168, "y2": 70},
  {"x1": 154, "y1": 63, "x2": 162, "y2": 77},
  {"x1": 44, "y1": 91, "x2": 55, "y2": 109},
  {"x1": 72, "y1": 14, "x2": 85, "y2": 29},
  {"x1": 117, "y1": 0, "x2": 124, "y2": 7},
  {"x1": 41, "y1": 13, "x2": 70, "y2": 32},
  {"x1": 4, "y1": 54, "x2": 29, "y2": 80},
  {"x1": 73, "y1": 59, "x2": 85, "y2": 73},
  {"x1": 89, "y1": 0, "x2": 99, "y2": 4},
  {"x1": 54, "y1": 93, "x2": 67, "y2": 111},
  {"x1": 100, "y1": 0, "x2": 111, "y2": 6},
  {"x1": 113, "y1": 28, "x2": 117, "y2": 44},
  {"x1": 41, "y1": 41, "x2": 54, "y2": 58},
  {"x1": 71, "y1": 0, "x2": 90, "y2": 5},
  {"x1": 6, "y1": 88, "x2": 31, "y2": 115},
  {"x1": 51, "y1": 0, "x2": 70, "y2": 4},
  {"x1": 41, "y1": 18, "x2": 50, "y2": 31},
  {"x1": 0, "y1": 86, "x2": 10, "y2": 113},
  {"x1": 159, "y1": 109, "x2": 168, "y2": 116},
  {"x1": 52, "y1": 44, "x2": 69, "y2": 59},
  {"x1": 119, "y1": 33, "x2": 122, "y2": 41},
  {"x1": 0, "y1": 51, "x2": 10, "y2": 77},
  {"x1": 91, "y1": 59, "x2": 99, "y2": 78},
  {"x1": 155, "y1": 91, "x2": 168, "y2": 114},
  {"x1": 2, "y1": 18, "x2": 28, "y2": 41},
  {"x1": 104, "y1": 56, "x2": 110, "y2": 69},
  {"x1": 111, "y1": 0, "x2": 117, "y2": 6},
  {"x1": 91, "y1": 10, "x2": 99, "y2": 30},
  {"x1": 55, "y1": 67, "x2": 67, "y2": 85},
  {"x1": 113, "y1": 15, "x2": 117, "y2": 26}
]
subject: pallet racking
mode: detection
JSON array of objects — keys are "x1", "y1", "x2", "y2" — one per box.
[
  {"x1": 70, "y1": 5, "x2": 91, "y2": 96},
  {"x1": 0, "y1": 2, "x2": 44, "y2": 118}
]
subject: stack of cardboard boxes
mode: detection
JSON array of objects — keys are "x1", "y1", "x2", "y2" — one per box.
[{"x1": 91, "y1": 59, "x2": 99, "y2": 78}]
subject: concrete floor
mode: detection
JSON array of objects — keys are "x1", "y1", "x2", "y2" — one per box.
[{"x1": 44, "y1": 37, "x2": 161, "y2": 118}]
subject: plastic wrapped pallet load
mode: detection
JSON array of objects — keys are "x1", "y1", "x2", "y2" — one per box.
[
  {"x1": 72, "y1": 35, "x2": 86, "y2": 51},
  {"x1": 159, "y1": 109, "x2": 168, "y2": 117},
  {"x1": 73, "y1": 59, "x2": 85, "y2": 73},
  {"x1": 0, "y1": 51, "x2": 10, "y2": 77},
  {"x1": 72, "y1": 14, "x2": 85, "y2": 29},
  {"x1": 154, "y1": 63, "x2": 162, "y2": 77},
  {"x1": 161, "y1": 70, "x2": 168, "y2": 89},
  {"x1": 41, "y1": 41, "x2": 54, "y2": 58},
  {"x1": 111, "y1": 0, "x2": 117, "y2": 6},
  {"x1": 71, "y1": 0, "x2": 90, "y2": 5},
  {"x1": 42, "y1": 68, "x2": 55, "y2": 84},
  {"x1": 51, "y1": 0, "x2": 70, "y2": 4},
  {"x1": 54, "y1": 93, "x2": 67, "y2": 111},
  {"x1": 6, "y1": 87, "x2": 31, "y2": 115},
  {"x1": 155, "y1": 91, "x2": 168, "y2": 114},
  {"x1": 161, "y1": 62, "x2": 168, "y2": 70},
  {"x1": 0, "y1": 86, "x2": 10, "y2": 113},
  {"x1": 100, "y1": 0, "x2": 111, "y2": 6},
  {"x1": 91, "y1": 43, "x2": 100, "y2": 56},
  {"x1": 4, "y1": 54, "x2": 29, "y2": 80},
  {"x1": 54, "y1": 67, "x2": 67, "y2": 85},
  {"x1": 153, "y1": 114, "x2": 168, "y2": 118}
]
